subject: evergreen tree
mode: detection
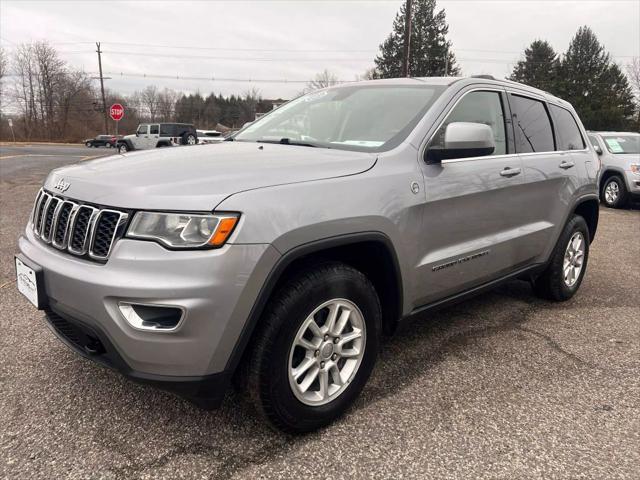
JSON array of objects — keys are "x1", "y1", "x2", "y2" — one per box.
[
  {"x1": 558, "y1": 26, "x2": 635, "y2": 130},
  {"x1": 508, "y1": 40, "x2": 560, "y2": 92},
  {"x1": 374, "y1": 0, "x2": 459, "y2": 78}
]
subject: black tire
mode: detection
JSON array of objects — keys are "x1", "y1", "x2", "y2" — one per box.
[
  {"x1": 85, "y1": 141, "x2": 92, "y2": 147},
  {"x1": 182, "y1": 133, "x2": 197, "y2": 145},
  {"x1": 533, "y1": 215, "x2": 590, "y2": 302},
  {"x1": 118, "y1": 143, "x2": 128, "y2": 153},
  {"x1": 243, "y1": 262, "x2": 381, "y2": 433},
  {"x1": 601, "y1": 175, "x2": 628, "y2": 209}
]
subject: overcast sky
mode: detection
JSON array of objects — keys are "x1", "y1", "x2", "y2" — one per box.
[{"x1": 1, "y1": 0, "x2": 639, "y2": 100}]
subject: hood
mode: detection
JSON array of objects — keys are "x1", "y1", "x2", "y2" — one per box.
[{"x1": 44, "y1": 142, "x2": 377, "y2": 210}]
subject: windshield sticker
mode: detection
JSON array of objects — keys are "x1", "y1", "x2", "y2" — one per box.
[{"x1": 605, "y1": 138, "x2": 624, "y2": 153}]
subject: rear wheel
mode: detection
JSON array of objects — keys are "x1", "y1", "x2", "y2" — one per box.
[
  {"x1": 244, "y1": 262, "x2": 381, "y2": 433},
  {"x1": 601, "y1": 175, "x2": 628, "y2": 209},
  {"x1": 183, "y1": 133, "x2": 197, "y2": 145},
  {"x1": 533, "y1": 215, "x2": 589, "y2": 301}
]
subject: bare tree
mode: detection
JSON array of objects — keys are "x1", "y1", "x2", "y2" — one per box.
[
  {"x1": 356, "y1": 67, "x2": 380, "y2": 81},
  {"x1": 33, "y1": 41, "x2": 65, "y2": 138},
  {"x1": 306, "y1": 69, "x2": 338, "y2": 92},
  {"x1": 140, "y1": 85, "x2": 160, "y2": 121},
  {"x1": 0, "y1": 47, "x2": 7, "y2": 109},
  {"x1": 12, "y1": 43, "x2": 38, "y2": 138},
  {"x1": 157, "y1": 87, "x2": 179, "y2": 121},
  {"x1": 627, "y1": 58, "x2": 640, "y2": 126},
  {"x1": 627, "y1": 58, "x2": 640, "y2": 97},
  {"x1": 241, "y1": 87, "x2": 261, "y2": 122}
]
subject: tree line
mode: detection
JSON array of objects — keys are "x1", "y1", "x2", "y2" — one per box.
[
  {"x1": 0, "y1": 44, "x2": 280, "y2": 142},
  {"x1": 0, "y1": 0, "x2": 638, "y2": 142},
  {"x1": 371, "y1": 0, "x2": 638, "y2": 131}
]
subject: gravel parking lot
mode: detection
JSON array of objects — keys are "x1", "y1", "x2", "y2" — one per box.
[{"x1": 1, "y1": 144, "x2": 639, "y2": 479}]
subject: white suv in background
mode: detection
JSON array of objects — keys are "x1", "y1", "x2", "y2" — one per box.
[{"x1": 588, "y1": 132, "x2": 640, "y2": 208}]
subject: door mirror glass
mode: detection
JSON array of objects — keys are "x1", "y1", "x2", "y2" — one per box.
[{"x1": 426, "y1": 122, "x2": 496, "y2": 163}]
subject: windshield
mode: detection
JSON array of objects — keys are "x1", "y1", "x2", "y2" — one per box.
[
  {"x1": 234, "y1": 84, "x2": 445, "y2": 152},
  {"x1": 601, "y1": 135, "x2": 640, "y2": 154}
]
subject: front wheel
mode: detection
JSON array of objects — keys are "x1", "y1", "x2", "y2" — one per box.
[
  {"x1": 85, "y1": 141, "x2": 92, "y2": 147},
  {"x1": 533, "y1": 215, "x2": 590, "y2": 301},
  {"x1": 243, "y1": 262, "x2": 381, "y2": 433},
  {"x1": 601, "y1": 175, "x2": 628, "y2": 209},
  {"x1": 118, "y1": 143, "x2": 128, "y2": 153}
]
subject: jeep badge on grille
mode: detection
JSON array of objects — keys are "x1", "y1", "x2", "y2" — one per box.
[{"x1": 54, "y1": 178, "x2": 70, "y2": 193}]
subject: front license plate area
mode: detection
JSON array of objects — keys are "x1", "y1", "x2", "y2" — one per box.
[{"x1": 15, "y1": 255, "x2": 46, "y2": 309}]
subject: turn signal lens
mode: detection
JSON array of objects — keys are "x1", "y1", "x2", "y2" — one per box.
[{"x1": 209, "y1": 216, "x2": 239, "y2": 246}]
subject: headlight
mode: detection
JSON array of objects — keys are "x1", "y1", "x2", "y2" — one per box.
[
  {"x1": 126, "y1": 212, "x2": 239, "y2": 249},
  {"x1": 630, "y1": 164, "x2": 640, "y2": 175}
]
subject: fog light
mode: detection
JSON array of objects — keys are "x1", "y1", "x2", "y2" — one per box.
[{"x1": 118, "y1": 302, "x2": 184, "y2": 332}]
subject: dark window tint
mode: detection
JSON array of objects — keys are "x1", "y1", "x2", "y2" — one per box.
[
  {"x1": 149, "y1": 124, "x2": 159, "y2": 135},
  {"x1": 550, "y1": 105, "x2": 584, "y2": 150},
  {"x1": 429, "y1": 90, "x2": 507, "y2": 156},
  {"x1": 160, "y1": 124, "x2": 176, "y2": 136},
  {"x1": 510, "y1": 95, "x2": 555, "y2": 153}
]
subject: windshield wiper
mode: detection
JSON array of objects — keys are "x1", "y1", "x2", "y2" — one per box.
[{"x1": 256, "y1": 138, "x2": 320, "y2": 148}]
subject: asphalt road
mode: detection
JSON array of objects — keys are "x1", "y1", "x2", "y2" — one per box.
[{"x1": 1, "y1": 144, "x2": 639, "y2": 479}]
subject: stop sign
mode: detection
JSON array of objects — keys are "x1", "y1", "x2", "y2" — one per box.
[{"x1": 110, "y1": 103, "x2": 124, "y2": 121}]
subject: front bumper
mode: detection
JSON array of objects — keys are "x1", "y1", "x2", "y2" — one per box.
[
  {"x1": 19, "y1": 225, "x2": 279, "y2": 392},
  {"x1": 624, "y1": 170, "x2": 640, "y2": 195}
]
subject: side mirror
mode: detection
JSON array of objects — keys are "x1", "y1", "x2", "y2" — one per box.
[
  {"x1": 426, "y1": 122, "x2": 496, "y2": 163},
  {"x1": 593, "y1": 144, "x2": 603, "y2": 155}
]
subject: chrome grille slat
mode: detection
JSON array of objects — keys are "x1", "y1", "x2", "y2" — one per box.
[{"x1": 31, "y1": 189, "x2": 127, "y2": 262}]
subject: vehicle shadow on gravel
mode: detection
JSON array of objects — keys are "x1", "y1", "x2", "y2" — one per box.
[{"x1": 54, "y1": 278, "x2": 564, "y2": 478}]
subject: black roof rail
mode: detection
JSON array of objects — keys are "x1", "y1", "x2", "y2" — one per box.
[{"x1": 470, "y1": 74, "x2": 496, "y2": 80}]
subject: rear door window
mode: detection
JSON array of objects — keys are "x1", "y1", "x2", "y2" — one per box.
[
  {"x1": 550, "y1": 105, "x2": 585, "y2": 150},
  {"x1": 149, "y1": 124, "x2": 159, "y2": 135},
  {"x1": 510, "y1": 95, "x2": 555, "y2": 153}
]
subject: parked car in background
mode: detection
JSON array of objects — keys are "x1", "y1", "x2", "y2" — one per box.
[
  {"x1": 197, "y1": 130, "x2": 225, "y2": 144},
  {"x1": 117, "y1": 123, "x2": 197, "y2": 153},
  {"x1": 84, "y1": 135, "x2": 118, "y2": 148},
  {"x1": 17, "y1": 76, "x2": 599, "y2": 433},
  {"x1": 588, "y1": 131, "x2": 640, "y2": 208}
]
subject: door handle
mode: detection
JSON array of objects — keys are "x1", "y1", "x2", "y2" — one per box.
[
  {"x1": 559, "y1": 160, "x2": 575, "y2": 169},
  {"x1": 500, "y1": 167, "x2": 521, "y2": 177}
]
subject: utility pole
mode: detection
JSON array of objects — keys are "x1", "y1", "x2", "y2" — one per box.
[
  {"x1": 96, "y1": 42, "x2": 108, "y2": 133},
  {"x1": 401, "y1": 0, "x2": 413, "y2": 77}
]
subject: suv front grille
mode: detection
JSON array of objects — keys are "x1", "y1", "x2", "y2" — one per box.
[{"x1": 32, "y1": 189, "x2": 128, "y2": 262}]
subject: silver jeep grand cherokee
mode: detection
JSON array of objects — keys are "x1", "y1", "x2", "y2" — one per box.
[{"x1": 16, "y1": 76, "x2": 600, "y2": 432}]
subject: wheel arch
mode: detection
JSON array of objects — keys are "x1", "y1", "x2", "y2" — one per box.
[
  {"x1": 572, "y1": 196, "x2": 599, "y2": 243},
  {"x1": 600, "y1": 167, "x2": 628, "y2": 192},
  {"x1": 226, "y1": 232, "x2": 403, "y2": 377}
]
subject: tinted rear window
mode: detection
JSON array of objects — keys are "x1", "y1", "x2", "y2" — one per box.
[
  {"x1": 550, "y1": 105, "x2": 585, "y2": 150},
  {"x1": 160, "y1": 124, "x2": 176, "y2": 136},
  {"x1": 510, "y1": 95, "x2": 555, "y2": 153}
]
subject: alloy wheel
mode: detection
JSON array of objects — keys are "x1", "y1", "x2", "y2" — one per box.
[
  {"x1": 288, "y1": 299, "x2": 366, "y2": 406},
  {"x1": 563, "y1": 231, "x2": 585, "y2": 287},
  {"x1": 604, "y1": 180, "x2": 619, "y2": 205}
]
